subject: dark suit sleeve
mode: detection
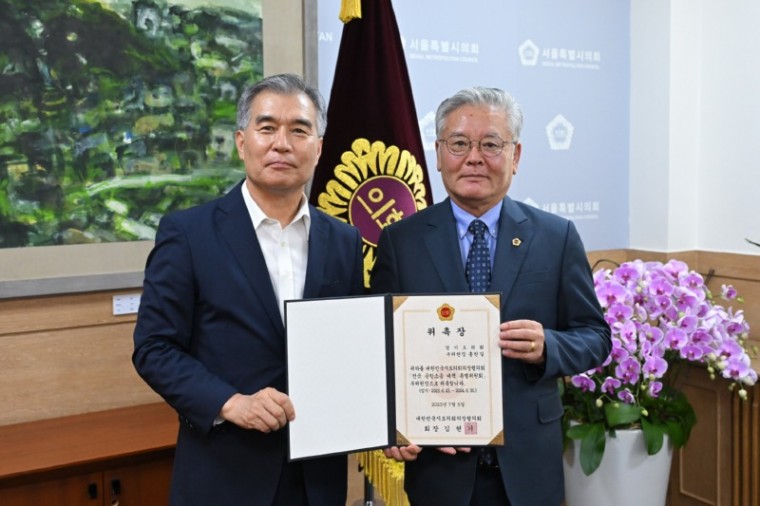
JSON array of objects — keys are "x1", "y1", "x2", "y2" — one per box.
[
  {"x1": 369, "y1": 226, "x2": 401, "y2": 294},
  {"x1": 132, "y1": 213, "x2": 237, "y2": 433},
  {"x1": 350, "y1": 228, "x2": 367, "y2": 295},
  {"x1": 542, "y1": 220, "x2": 611, "y2": 379}
]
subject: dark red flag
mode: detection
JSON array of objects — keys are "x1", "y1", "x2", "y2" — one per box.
[{"x1": 310, "y1": 0, "x2": 433, "y2": 287}]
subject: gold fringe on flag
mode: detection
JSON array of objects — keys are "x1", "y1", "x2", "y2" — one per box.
[
  {"x1": 339, "y1": 0, "x2": 362, "y2": 23},
  {"x1": 356, "y1": 450, "x2": 410, "y2": 506}
]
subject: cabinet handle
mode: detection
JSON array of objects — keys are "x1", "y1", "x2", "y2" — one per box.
[
  {"x1": 111, "y1": 478, "x2": 122, "y2": 496},
  {"x1": 87, "y1": 482, "x2": 98, "y2": 499}
]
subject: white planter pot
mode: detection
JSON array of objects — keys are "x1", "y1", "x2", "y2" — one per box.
[{"x1": 563, "y1": 429, "x2": 673, "y2": 506}]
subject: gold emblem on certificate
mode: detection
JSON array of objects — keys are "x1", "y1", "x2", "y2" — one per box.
[{"x1": 437, "y1": 303, "x2": 455, "y2": 321}]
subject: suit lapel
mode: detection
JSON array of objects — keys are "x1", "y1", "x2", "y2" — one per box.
[
  {"x1": 492, "y1": 197, "x2": 534, "y2": 311},
  {"x1": 216, "y1": 184, "x2": 284, "y2": 334},
  {"x1": 303, "y1": 208, "x2": 328, "y2": 299},
  {"x1": 424, "y1": 200, "x2": 469, "y2": 292}
]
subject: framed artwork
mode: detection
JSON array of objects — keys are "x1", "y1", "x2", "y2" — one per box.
[
  {"x1": 0, "y1": 0, "x2": 263, "y2": 248},
  {"x1": 0, "y1": 0, "x2": 308, "y2": 295}
]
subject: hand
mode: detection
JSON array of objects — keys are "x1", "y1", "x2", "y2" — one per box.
[
  {"x1": 498, "y1": 319, "x2": 545, "y2": 364},
  {"x1": 383, "y1": 444, "x2": 422, "y2": 461},
  {"x1": 220, "y1": 387, "x2": 295, "y2": 432},
  {"x1": 436, "y1": 447, "x2": 472, "y2": 455}
]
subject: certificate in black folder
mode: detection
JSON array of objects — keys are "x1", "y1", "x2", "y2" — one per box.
[{"x1": 285, "y1": 293, "x2": 503, "y2": 460}]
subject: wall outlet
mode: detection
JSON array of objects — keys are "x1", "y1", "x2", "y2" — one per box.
[{"x1": 113, "y1": 293, "x2": 142, "y2": 315}]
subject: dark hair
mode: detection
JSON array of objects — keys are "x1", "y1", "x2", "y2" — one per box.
[
  {"x1": 236, "y1": 73, "x2": 327, "y2": 136},
  {"x1": 435, "y1": 87, "x2": 523, "y2": 141}
]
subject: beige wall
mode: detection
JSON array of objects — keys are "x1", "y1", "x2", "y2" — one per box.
[
  {"x1": 0, "y1": 290, "x2": 159, "y2": 426},
  {"x1": 262, "y1": 0, "x2": 312, "y2": 79}
]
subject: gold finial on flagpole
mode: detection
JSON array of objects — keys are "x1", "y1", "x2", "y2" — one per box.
[{"x1": 339, "y1": 0, "x2": 362, "y2": 23}]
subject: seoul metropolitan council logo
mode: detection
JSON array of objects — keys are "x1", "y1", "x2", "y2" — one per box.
[{"x1": 315, "y1": 138, "x2": 429, "y2": 286}]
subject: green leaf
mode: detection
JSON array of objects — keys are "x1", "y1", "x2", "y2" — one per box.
[
  {"x1": 664, "y1": 419, "x2": 687, "y2": 448},
  {"x1": 641, "y1": 418, "x2": 665, "y2": 455},
  {"x1": 566, "y1": 422, "x2": 594, "y2": 440},
  {"x1": 657, "y1": 388, "x2": 697, "y2": 448},
  {"x1": 604, "y1": 402, "x2": 641, "y2": 427},
  {"x1": 578, "y1": 423, "x2": 606, "y2": 476}
]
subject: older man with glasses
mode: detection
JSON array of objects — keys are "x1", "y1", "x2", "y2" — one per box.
[{"x1": 370, "y1": 86, "x2": 611, "y2": 506}]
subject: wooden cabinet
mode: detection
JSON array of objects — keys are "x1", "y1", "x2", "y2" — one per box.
[
  {"x1": 667, "y1": 364, "x2": 760, "y2": 506},
  {"x1": 0, "y1": 403, "x2": 177, "y2": 505},
  {"x1": 0, "y1": 472, "x2": 103, "y2": 505},
  {"x1": 0, "y1": 457, "x2": 172, "y2": 505},
  {"x1": 101, "y1": 457, "x2": 173, "y2": 505}
]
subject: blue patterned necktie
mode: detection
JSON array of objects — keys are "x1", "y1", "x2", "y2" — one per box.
[
  {"x1": 465, "y1": 219, "x2": 491, "y2": 293},
  {"x1": 466, "y1": 219, "x2": 497, "y2": 469}
]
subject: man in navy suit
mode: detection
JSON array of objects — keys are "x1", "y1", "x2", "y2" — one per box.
[
  {"x1": 133, "y1": 74, "x2": 364, "y2": 505},
  {"x1": 370, "y1": 87, "x2": 611, "y2": 505}
]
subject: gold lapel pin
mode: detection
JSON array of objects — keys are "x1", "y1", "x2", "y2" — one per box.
[{"x1": 512, "y1": 238, "x2": 522, "y2": 247}]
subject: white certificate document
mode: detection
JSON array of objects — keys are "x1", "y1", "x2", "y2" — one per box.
[
  {"x1": 285, "y1": 293, "x2": 503, "y2": 460},
  {"x1": 392, "y1": 294, "x2": 503, "y2": 447},
  {"x1": 286, "y1": 295, "x2": 392, "y2": 460}
]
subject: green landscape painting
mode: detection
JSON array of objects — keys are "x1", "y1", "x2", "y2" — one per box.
[{"x1": 0, "y1": 0, "x2": 262, "y2": 248}]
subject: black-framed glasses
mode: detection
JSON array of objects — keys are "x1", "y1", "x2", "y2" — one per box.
[{"x1": 438, "y1": 134, "x2": 516, "y2": 157}]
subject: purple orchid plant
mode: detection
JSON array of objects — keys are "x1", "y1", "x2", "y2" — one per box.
[{"x1": 563, "y1": 259, "x2": 757, "y2": 475}]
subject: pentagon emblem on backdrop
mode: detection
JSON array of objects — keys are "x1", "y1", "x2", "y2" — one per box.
[
  {"x1": 546, "y1": 114, "x2": 575, "y2": 150},
  {"x1": 518, "y1": 39, "x2": 540, "y2": 66}
]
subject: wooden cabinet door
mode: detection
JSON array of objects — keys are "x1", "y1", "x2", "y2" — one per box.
[
  {"x1": 667, "y1": 365, "x2": 733, "y2": 505},
  {"x1": 103, "y1": 456, "x2": 173, "y2": 506},
  {"x1": 0, "y1": 472, "x2": 103, "y2": 505}
]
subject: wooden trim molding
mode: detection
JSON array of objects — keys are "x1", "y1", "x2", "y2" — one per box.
[{"x1": 732, "y1": 387, "x2": 760, "y2": 506}]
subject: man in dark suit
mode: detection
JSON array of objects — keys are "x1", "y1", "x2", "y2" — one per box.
[
  {"x1": 133, "y1": 74, "x2": 364, "y2": 505},
  {"x1": 370, "y1": 87, "x2": 611, "y2": 505}
]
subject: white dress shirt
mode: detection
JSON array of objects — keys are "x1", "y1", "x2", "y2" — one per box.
[{"x1": 241, "y1": 184, "x2": 310, "y2": 322}]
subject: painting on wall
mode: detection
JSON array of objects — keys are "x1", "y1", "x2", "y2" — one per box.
[{"x1": 0, "y1": 0, "x2": 263, "y2": 249}]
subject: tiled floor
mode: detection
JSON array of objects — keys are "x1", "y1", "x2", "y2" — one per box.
[{"x1": 347, "y1": 453, "x2": 386, "y2": 506}]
